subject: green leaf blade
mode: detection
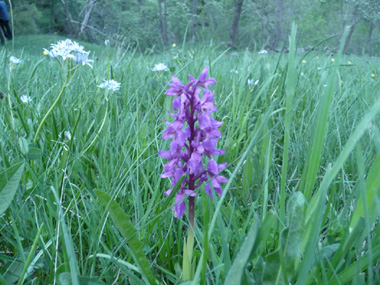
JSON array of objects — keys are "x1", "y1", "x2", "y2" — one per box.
[
  {"x1": 0, "y1": 162, "x2": 25, "y2": 216},
  {"x1": 94, "y1": 190, "x2": 157, "y2": 284}
]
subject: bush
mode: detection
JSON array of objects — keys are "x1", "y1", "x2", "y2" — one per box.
[{"x1": 12, "y1": 3, "x2": 42, "y2": 35}]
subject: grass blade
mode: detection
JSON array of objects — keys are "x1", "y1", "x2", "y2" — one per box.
[
  {"x1": 17, "y1": 224, "x2": 45, "y2": 285},
  {"x1": 349, "y1": 151, "x2": 380, "y2": 229},
  {"x1": 94, "y1": 190, "x2": 157, "y2": 284},
  {"x1": 224, "y1": 214, "x2": 260, "y2": 284},
  {"x1": 50, "y1": 187, "x2": 80, "y2": 285},
  {"x1": 280, "y1": 22, "x2": 297, "y2": 221}
]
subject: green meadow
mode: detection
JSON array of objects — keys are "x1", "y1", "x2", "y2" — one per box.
[{"x1": 1, "y1": 31, "x2": 380, "y2": 284}]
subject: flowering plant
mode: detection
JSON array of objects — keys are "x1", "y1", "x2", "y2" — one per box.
[
  {"x1": 34, "y1": 39, "x2": 93, "y2": 143},
  {"x1": 159, "y1": 66, "x2": 228, "y2": 219},
  {"x1": 159, "y1": 66, "x2": 227, "y2": 280}
]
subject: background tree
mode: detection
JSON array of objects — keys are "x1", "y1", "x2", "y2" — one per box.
[
  {"x1": 227, "y1": 0, "x2": 244, "y2": 47},
  {"x1": 8, "y1": 0, "x2": 380, "y2": 55}
]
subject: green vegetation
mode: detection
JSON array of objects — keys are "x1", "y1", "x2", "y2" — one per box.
[
  {"x1": 9, "y1": 0, "x2": 380, "y2": 55},
  {"x1": 1, "y1": 33, "x2": 380, "y2": 284}
]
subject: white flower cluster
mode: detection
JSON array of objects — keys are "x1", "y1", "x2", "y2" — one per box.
[
  {"x1": 10, "y1": 56, "x2": 21, "y2": 64},
  {"x1": 98, "y1": 79, "x2": 121, "y2": 91},
  {"x1": 44, "y1": 39, "x2": 94, "y2": 68},
  {"x1": 152, "y1": 63, "x2": 169, "y2": 72}
]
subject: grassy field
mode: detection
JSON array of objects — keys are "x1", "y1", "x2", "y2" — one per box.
[{"x1": 1, "y1": 30, "x2": 380, "y2": 284}]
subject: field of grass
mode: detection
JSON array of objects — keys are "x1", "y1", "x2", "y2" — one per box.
[{"x1": 1, "y1": 30, "x2": 380, "y2": 284}]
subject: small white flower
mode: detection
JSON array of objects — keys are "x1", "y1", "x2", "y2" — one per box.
[
  {"x1": 152, "y1": 63, "x2": 169, "y2": 72},
  {"x1": 20, "y1": 95, "x2": 32, "y2": 104},
  {"x1": 317, "y1": 67, "x2": 322, "y2": 71},
  {"x1": 229, "y1": 69, "x2": 238, "y2": 74},
  {"x1": 248, "y1": 79, "x2": 259, "y2": 86},
  {"x1": 98, "y1": 79, "x2": 121, "y2": 91},
  {"x1": 64, "y1": 131, "x2": 72, "y2": 141},
  {"x1": 105, "y1": 39, "x2": 110, "y2": 46},
  {"x1": 43, "y1": 48, "x2": 57, "y2": 58},
  {"x1": 258, "y1": 49, "x2": 268, "y2": 55},
  {"x1": 73, "y1": 52, "x2": 94, "y2": 68},
  {"x1": 10, "y1": 56, "x2": 21, "y2": 64}
]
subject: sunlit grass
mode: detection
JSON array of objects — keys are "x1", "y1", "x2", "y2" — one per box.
[{"x1": 1, "y1": 33, "x2": 380, "y2": 284}]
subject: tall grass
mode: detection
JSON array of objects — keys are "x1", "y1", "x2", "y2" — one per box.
[{"x1": 1, "y1": 32, "x2": 380, "y2": 284}]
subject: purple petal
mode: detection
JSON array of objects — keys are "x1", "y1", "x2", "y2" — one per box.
[
  {"x1": 199, "y1": 66, "x2": 209, "y2": 82},
  {"x1": 173, "y1": 96, "x2": 181, "y2": 110},
  {"x1": 211, "y1": 179, "x2": 223, "y2": 195},
  {"x1": 218, "y1": 162, "x2": 228, "y2": 172},
  {"x1": 165, "y1": 89, "x2": 181, "y2": 96},
  {"x1": 158, "y1": 150, "x2": 171, "y2": 160},
  {"x1": 207, "y1": 159, "x2": 218, "y2": 176},
  {"x1": 171, "y1": 76, "x2": 182, "y2": 86},
  {"x1": 202, "y1": 89, "x2": 214, "y2": 102},
  {"x1": 204, "y1": 78, "x2": 217, "y2": 86},
  {"x1": 205, "y1": 184, "x2": 212, "y2": 198},
  {"x1": 216, "y1": 175, "x2": 228, "y2": 184},
  {"x1": 173, "y1": 193, "x2": 186, "y2": 218},
  {"x1": 184, "y1": 189, "x2": 197, "y2": 197},
  {"x1": 188, "y1": 152, "x2": 203, "y2": 174}
]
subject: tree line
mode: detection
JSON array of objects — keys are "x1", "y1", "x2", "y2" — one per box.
[{"x1": 10, "y1": 0, "x2": 380, "y2": 55}]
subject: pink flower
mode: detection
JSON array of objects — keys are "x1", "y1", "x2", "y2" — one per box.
[{"x1": 159, "y1": 67, "x2": 227, "y2": 218}]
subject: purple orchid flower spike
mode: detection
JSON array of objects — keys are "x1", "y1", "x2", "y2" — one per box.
[{"x1": 159, "y1": 67, "x2": 228, "y2": 222}]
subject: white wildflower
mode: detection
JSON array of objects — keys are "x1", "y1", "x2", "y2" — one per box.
[
  {"x1": 152, "y1": 63, "x2": 169, "y2": 72},
  {"x1": 20, "y1": 95, "x2": 32, "y2": 104},
  {"x1": 258, "y1": 49, "x2": 268, "y2": 55},
  {"x1": 98, "y1": 79, "x2": 121, "y2": 91},
  {"x1": 248, "y1": 79, "x2": 259, "y2": 86},
  {"x1": 229, "y1": 69, "x2": 238, "y2": 74},
  {"x1": 105, "y1": 39, "x2": 110, "y2": 46},
  {"x1": 10, "y1": 56, "x2": 21, "y2": 64},
  {"x1": 73, "y1": 52, "x2": 93, "y2": 68},
  {"x1": 64, "y1": 131, "x2": 72, "y2": 141}
]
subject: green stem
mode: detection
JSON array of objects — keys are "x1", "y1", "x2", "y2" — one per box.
[
  {"x1": 17, "y1": 224, "x2": 45, "y2": 285},
  {"x1": 34, "y1": 72, "x2": 69, "y2": 143},
  {"x1": 7, "y1": 65, "x2": 15, "y2": 129},
  {"x1": 183, "y1": 224, "x2": 195, "y2": 281},
  {"x1": 81, "y1": 99, "x2": 109, "y2": 156}
]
